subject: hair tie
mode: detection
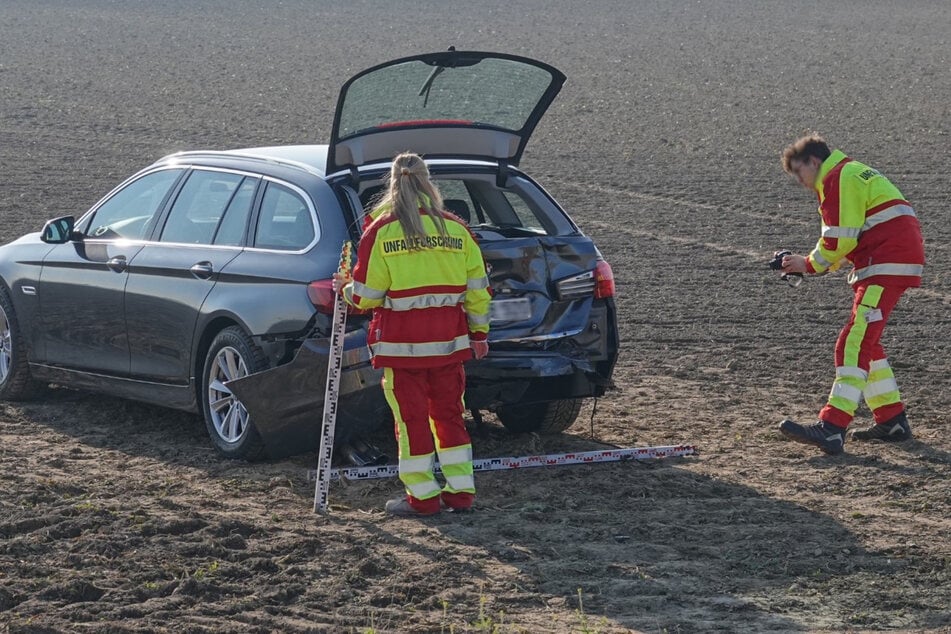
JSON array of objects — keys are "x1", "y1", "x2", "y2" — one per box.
[{"x1": 400, "y1": 168, "x2": 411, "y2": 177}]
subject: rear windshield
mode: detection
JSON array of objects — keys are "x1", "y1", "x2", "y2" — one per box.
[
  {"x1": 358, "y1": 175, "x2": 576, "y2": 237},
  {"x1": 338, "y1": 57, "x2": 557, "y2": 140}
]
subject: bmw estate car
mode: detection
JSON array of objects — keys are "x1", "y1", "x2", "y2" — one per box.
[{"x1": 0, "y1": 50, "x2": 619, "y2": 460}]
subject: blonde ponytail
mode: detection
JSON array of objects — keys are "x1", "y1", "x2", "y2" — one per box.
[{"x1": 372, "y1": 152, "x2": 448, "y2": 248}]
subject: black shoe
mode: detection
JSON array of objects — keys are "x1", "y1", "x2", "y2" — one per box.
[
  {"x1": 779, "y1": 419, "x2": 846, "y2": 455},
  {"x1": 851, "y1": 412, "x2": 912, "y2": 442}
]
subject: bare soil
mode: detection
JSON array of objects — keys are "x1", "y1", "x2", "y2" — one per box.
[{"x1": 1, "y1": 1, "x2": 949, "y2": 632}]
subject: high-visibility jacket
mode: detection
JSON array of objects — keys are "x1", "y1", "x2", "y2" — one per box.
[
  {"x1": 343, "y1": 210, "x2": 491, "y2": 369},
  {"x1": 805, "y1": 150, "x2": 924, "y2": 287}
]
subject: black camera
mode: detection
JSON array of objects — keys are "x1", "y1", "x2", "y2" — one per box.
[{"x1": 767, "y1": 250, "x2": 803, "y2": 287}]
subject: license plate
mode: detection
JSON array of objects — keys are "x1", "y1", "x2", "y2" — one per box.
[{"x1": 489, "y1": 297, "x2": 532, "y2": 323}]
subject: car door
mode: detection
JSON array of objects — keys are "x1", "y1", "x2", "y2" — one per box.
[
  {"x1": 37, "y1": 168, "x2": 185, "y2": 375},
  {"x1": 324, "y1": 50, "x2": 565, "y2": 175},
  {"x1": 124, "y1": 168, "x2": 259, "y2": 383}
]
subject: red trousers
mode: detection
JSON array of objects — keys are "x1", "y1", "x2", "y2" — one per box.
[
  {"x1": 819, "y1": 283, "x2": 908, "y2": 428},
  {"x1": 381, "y1": 363, "x2": 475, "y2": 513}
]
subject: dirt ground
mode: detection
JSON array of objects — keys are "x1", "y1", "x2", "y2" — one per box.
[{"x1": 1, "y1": 1, "x2": 949, "y2": 632}]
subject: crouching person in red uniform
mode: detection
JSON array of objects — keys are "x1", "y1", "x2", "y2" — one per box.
[
  {"x1": 334, "y1": 152, "x2": 491, "y2": 515},
  {"x1": 777, "y1": 135, "x2": 925, "y2": 455}
]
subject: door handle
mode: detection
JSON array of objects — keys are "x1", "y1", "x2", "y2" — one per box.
[
  {"x1": 190, "y1": 261, "x2": 214, "y2": 280},
  {"x1": 106, "y1": 256, "x2": 127, "y2": 273}
]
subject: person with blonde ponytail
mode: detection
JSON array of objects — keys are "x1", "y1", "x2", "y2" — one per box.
[{"x1": 334, "y1": 152, "x2": 492, "y2": 516}]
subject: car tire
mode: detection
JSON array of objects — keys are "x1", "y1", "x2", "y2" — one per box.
[
  {"x1": 201, "y1": 326, "x2": 268, "y2": 460},
  {"x1": 496, "y1": 398, "x2": 583, "y2": 434},
  {"x1": 0, "y1": 286, "x2": 43, "y2": 401}
]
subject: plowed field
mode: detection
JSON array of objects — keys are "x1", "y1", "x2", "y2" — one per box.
[{"x1": 1, "y1": 1, "x2": 949, "y2": 632}]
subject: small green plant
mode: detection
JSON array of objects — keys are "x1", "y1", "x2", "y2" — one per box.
[
  {"x1": 575, "y1": 588, "x2": 609, "y2": 634},
  {"x1": 471, "y1": 586, "x2": 504, "y2": 633},
  {"x1": 192, "y1": 560, "x2": 220, "y2": 580}
]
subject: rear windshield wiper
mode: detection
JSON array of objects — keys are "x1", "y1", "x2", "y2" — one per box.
[{"x1": 417, "y1": 65, "x2": 445, "y2": 108}]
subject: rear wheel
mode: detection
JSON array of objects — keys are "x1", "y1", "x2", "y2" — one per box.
[
  {"x1": 201, "y1": 326, "x2": 267, "y2": 460},
  {"x1": 496, "y1": 398, "x2": 583, "y2": 434},
  {"x1": 0, "y1": 287, "x2": 42, "y2": 401}
]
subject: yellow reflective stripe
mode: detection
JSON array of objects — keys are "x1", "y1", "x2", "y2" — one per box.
[
  {"x1": 863, "y1": 204, "x2": 916, "y2": 231},
  {"x1": 384, "y1": 292, "x2": 466, "y2": 311},
  {"x1": 437, "y1": 445, "x2": 472, "y2": 466},
  {"x1": 835, "y1": 366, "x2": 869, "y2": 380},
  {"x1": 383, "y1": 368, "x2": 411, "y2": 460},
  {"x1": 351, "y1": 280, "x2": 386, "y2": 300},
  {"x1": 467, "y1": 313, "x2": 490, "y2": 327},
  {"x1": 822, "y1": 225, "x2": 862, "y2": 239},
  {"x1": 862, "y1": 285, "x2": 884, "y2": 307},
  {"x1": 843, "y1": 317, "x2": 870, "y2": 369},
  {"x1": 371, "y1": 335, "x2": 470, "y2": 358},
  {"x1": 399, "y1": 453, "x2": 436, "y2": 473},
  {"x1": 848, "y1": 264, "x2": 923, "y2": 283},
  {"x1": 467, "y1": 275, "x2": 490, "y2": 290}
]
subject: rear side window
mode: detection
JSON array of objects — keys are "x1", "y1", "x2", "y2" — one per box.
[
  {"x1": 254, "y1": 182, "x2": 316, "y2": 250},
  {"x1": 86, "y1": 169, "x2": 183, "y2": 240},
  {"x1": 160, "y1": 170, "x2": 246, "y2": 245},
  {"x1": 357, "y1": 175, "x2": 573, "y2": 236},
  {"x1": 214, "y1": 177, "x2": 258, "y2": 246}
]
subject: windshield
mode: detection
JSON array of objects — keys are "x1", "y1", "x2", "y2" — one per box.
[{"x1": 338, "y1": 56, "x2": 557, "y2": 140}]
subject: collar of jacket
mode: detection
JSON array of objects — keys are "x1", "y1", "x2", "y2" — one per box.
[{"x1": 815, "y1": 149, "x2": 848, "y2": 198}]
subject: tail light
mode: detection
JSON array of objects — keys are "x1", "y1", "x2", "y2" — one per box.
[
  {"x1": 555, "y1": 259, "x2": 616, "y2": 300},
  {"x1": 594, "y1": 260, "x2": 615, "y2": 298},
  {"x1": 556, "y1": 270, "x2": 596, "y2": 300},
  {"x1": 307, "y1": 280, "x2": 369, "y2": 316}
]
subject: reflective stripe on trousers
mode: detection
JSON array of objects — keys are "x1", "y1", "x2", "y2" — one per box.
[
  {"x1": 819, "y1": 284, "x2": 907, "y2": 427},
  {"x1": 382, "y1": 364, "x2": 475, "y2": 511}
]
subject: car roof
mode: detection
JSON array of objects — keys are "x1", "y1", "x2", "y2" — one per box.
[
  {"x1": 156, "y1": 145, "x2": 330, "y2": 177},
  {"x1": 155, "y1": 145, "x2": 501, "y2": 181}
]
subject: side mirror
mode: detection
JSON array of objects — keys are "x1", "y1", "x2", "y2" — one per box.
[{"x1": 41, "y1": 216, "x2": 79, "y2": 244}]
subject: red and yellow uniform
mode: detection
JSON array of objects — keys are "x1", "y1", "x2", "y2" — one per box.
[
  {"x1": 343, "y1": 206, "x2": 490, "y2": 512},
  {"x1": 806, "y1": 150, "x2": 925, "y2": 428}
]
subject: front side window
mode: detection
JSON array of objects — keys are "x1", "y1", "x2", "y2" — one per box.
[
  {"x1": 254, "y1": 182, "x2": 316, "y2": 250},
  {"x1": 86, "y1": 169, "x2": 183, "y2": 240},
  {"x1": 160, "y1": 170, "x2": 248, "y2": 245}
]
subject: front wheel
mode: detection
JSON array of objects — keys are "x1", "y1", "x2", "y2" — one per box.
[
  {"x1": 0, "y1": 287, "x2": 42, "y2": 401},
  {"x1": 201, "y1": 326, "x2": 267, "y2": 460},
  {"x1": 496, "y1": 398, "x2": 583, "y2": 434}
]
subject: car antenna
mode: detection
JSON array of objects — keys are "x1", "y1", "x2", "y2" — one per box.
[{"x1": 418, "y1": 46, "x2": 456, "y2": 107}]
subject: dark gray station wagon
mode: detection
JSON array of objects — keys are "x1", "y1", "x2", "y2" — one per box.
[{"x1": 0, "y1": 50, "x2": 619, "y2": 460}]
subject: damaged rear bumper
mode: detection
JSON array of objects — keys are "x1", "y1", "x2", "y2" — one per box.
[{"x1": 227, "y1": 300, "x2": 617, "y2": 459}]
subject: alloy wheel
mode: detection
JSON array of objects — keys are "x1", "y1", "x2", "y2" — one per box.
[
  {"x1": 206, "y1": 345, "x2": 251, "y2": 443},
  {"x1": 0, "y1": 305, "x2": 11, "y2": 383}
]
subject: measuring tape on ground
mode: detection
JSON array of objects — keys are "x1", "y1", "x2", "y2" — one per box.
[
  {"x1": 307, "y1": 445, "x2": 698, "y2": 483},
  {"x1": 313, "y1": 241, "x2": 353, "y2": 513}
]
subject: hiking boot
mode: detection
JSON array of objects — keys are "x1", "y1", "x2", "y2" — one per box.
[
  {"x1": 779, "y1": 419, "x2": 846, "y2": 455},
  {"x1": 384, "y1": 497, "x2": 440, "y2": 517},
  {"x1": 851, "y1": 412, "x2": 912, "y2": 442}
]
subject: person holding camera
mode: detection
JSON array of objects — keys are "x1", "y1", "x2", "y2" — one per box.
[{"x1": 776, "y1": 134, "x2": 925, "y2": 455}]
